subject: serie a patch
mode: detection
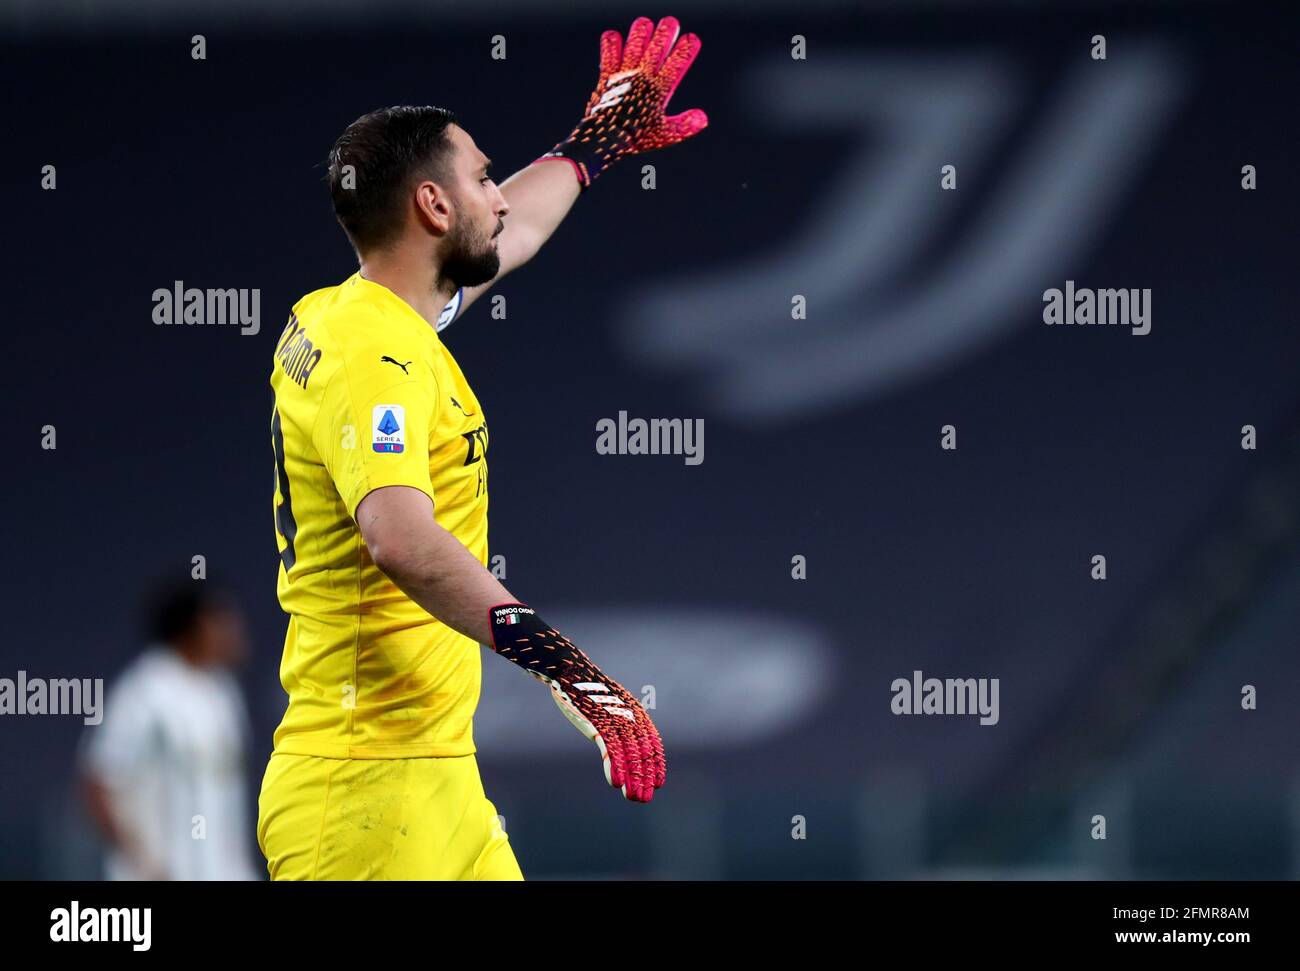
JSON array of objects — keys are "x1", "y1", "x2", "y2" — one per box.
[{"x1": 372, "y1": 404, "x2": 405, "y2": 453}]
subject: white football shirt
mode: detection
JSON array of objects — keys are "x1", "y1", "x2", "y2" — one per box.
[{"x1": 81, "y1": 646, "x2": 259, "y2": 881}]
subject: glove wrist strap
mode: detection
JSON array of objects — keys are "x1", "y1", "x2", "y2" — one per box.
[
  {"x1": 530, "y1": 152, "x2": 592, "y2": 190},
  {"x1": 487, "y1": 602, "x2": 582, "y2": 674}
]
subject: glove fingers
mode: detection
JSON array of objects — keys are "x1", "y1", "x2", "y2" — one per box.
[
  {"x1": 618, "y1": 724, "x2": 651, "y2": 802},
  {"x1": 598, "y1": 28, "x2": 623, "y2": 78},
  {"x1": 642, "y1": 15, "x2": 681, "y2": 76},
  {"x1": 664, "y1": 108, "x2": 709, "y2": 142},
  {"x1": 644, "y1": 717, "x2": 667, "y2": 789},
  {"x1": 658, "y1": 31, "x2": 702, "y2": 103},
  {"x1": 633, "y1": 729, "x2": 659, "y2": 802},
  {"x1": 602, "y1": 730, "x2": 628, "y2": 789},
  {"x1": 620, "y1": 16, "x2": 655, "y2": 71}
]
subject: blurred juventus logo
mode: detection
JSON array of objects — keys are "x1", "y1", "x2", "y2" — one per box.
[{"x1": 618, "y1": 46, "x2": 1187, "y2": 422}]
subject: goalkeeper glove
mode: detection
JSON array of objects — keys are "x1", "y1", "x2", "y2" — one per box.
[
  {"x1": 533, "y1": 14, "x2": 708, "y2": 190},
  {"x1": 488, "y1": 603, "x2": 666, "y2": 803}
]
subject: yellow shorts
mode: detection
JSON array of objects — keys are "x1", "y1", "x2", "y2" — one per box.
[{"x1": 256, "y1": 752, "x2": 522, "y2": 881}]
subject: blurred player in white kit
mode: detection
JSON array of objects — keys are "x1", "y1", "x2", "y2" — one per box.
[{"x1": 80, "y1": 580, "x2": 259, "y2": 880}]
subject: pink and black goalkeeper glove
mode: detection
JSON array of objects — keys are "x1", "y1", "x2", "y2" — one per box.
[
  {"x1": 533, "y1": 14, "x2": 708, "y2": 189},
  {"x1": 488, "y1": 603, "x2": 667, "y2": 803}
]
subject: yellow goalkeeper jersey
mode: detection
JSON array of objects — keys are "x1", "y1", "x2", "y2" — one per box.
[{"x1": 268, "y1": 272, "x2": 489, "y2": 758}]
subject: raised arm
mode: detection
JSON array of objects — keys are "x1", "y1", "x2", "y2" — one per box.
[
  {"x1": 457, "y1": 14, "x2": 707, "y2": 317},
  {"x1": 457, "y1": 160, "x2": 580, "y2": 315}
]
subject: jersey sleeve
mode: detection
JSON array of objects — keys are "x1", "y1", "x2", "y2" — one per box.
[
  {"x1": 435, "y1": 287, "x2": 464, "y2": 333},
  {"x1": 313, "y1": 336, "x2": 441, "y2": 520}
]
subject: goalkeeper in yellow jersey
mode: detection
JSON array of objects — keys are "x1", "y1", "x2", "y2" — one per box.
[{"x1": 257, "y1": 15, "x2": 707, "y2": 880}]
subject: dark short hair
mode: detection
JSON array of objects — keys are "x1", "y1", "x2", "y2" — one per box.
[
  {"x1": 327, "y1": 105, "x2": 460, "y2": 254},
  {"x1": 145, "y1": 579, "x2": 232, "y2": 645}
]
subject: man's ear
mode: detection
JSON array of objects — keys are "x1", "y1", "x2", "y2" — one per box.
[{"x1": 414, "y1": 181, "x2": 453, "y2": 235}]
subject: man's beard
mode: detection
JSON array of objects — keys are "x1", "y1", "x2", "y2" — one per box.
[{"x1": 440, "y1": 218, "x2": 500, "y2": 289}]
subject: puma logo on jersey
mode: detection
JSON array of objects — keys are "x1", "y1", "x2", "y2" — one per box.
[
  {"x1": 450, "y1": 396, "x2": 475, "y2": 417},
  {"x1": 380, "y1": 356, "x2": 412, "y2": 375}
]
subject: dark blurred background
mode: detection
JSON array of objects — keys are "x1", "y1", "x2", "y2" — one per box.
[{"x1": 1, "y1": 0, "x2": 1297, "y2": 879}]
